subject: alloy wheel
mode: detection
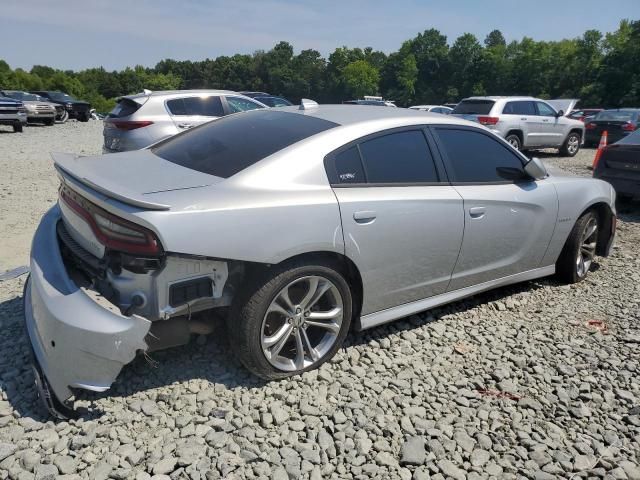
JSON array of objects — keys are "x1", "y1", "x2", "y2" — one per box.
[
  {"x1": 260, "y1": 275, "x2": 344, "y2": 372},
  {"x1": 576, "y1": 216, "x2": 598, "y2": 277},
  {"x1": 567, "y1": 135, "x2": 580, "y2": 155}
]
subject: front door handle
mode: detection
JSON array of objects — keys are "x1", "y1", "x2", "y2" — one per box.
[
  {"x1": 353, "y1": 210, "x2": 376, "y2": 224},
  {"x1": 178, "y1": 123, "x2": 193, "y2": 129},
  {"x1": 469, "y1": 207, "x2": 486, "y2": 218},
  {"x1": 521, "y1": 117, "x2": 528, "y2": 121}
]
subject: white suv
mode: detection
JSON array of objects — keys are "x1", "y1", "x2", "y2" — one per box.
[
  {"x1": 452, "y1": 96, "x2": 585, "y2": 156},
  {"x1": 103, "y1": 90, "x2": 267, "y2": 153}
]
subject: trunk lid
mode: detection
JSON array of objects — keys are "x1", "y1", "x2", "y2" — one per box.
[
  {"x1": 601, "y1": 143, "x2": 640, "y2": 174},
  {"x1": 53, "y1": 150, "x2": 223, "y2": 211}
]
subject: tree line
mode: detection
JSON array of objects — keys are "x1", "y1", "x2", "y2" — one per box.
[{"x1": 1, "y1": 20, "x2": 638, "y2": 113}]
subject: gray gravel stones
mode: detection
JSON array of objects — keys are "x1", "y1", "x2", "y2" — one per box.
[{"x1": 1, "y1": 131, "x2": 640, "y2": 479}]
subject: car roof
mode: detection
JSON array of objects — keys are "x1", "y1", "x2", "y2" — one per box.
[
  {"x1": 273, "y1": 104, "x2": 472, "y2": 127},
  {"x1": 461, "y1": 96, "x2": 539, "y2": 102},
  {"x1": 125, "y1": 89, "x2": 239, "y2": 100}
]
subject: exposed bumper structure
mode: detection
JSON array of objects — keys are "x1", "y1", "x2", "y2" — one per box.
[{"x1": 24, "y1": 205, "x2": 151, "y2": 415}]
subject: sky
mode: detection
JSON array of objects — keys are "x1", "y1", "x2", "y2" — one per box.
[{"x1": 1, "y1": 0, "x2": 639, "y2": 71}]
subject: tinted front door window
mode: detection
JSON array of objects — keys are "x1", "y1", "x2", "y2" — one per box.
[
  {"x1": 358, "y1": 130, "x2": 439, "y2": 183},
  {"x1": 435, "y1": 128, "x2": 525, "y2": 183},
  {"x1": 536, "y1": 102, "x2": 556, "y2": 116}
]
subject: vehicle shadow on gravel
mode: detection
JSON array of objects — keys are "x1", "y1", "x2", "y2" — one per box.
[{"x1": 0, "y1": 271, "x2": 603, "y2": 422}]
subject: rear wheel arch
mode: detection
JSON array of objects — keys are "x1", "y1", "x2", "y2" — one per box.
[
  {"x1": 505, "y1": 130, "x2": 524, "y2": 149},
  {"x1": 236, "y1": 251, "x2": 364, "y2": 328}
]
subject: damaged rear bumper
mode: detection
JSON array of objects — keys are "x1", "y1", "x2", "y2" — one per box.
[{"x1": 24, "y1": 205, "x2": 151, "y2": 414}]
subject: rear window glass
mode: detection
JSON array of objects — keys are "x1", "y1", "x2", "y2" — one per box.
[
  {"x1": 109, "y1": 98, "x2": 142, "y2": 118},
  {"x1": 151, "y1": 110, "x2": 338, "y2": 178},
  {"x1": 617, "y1": 129, "x2": 640, "y2": 144},
  {"x1": 594, "y1": 111, "x2": 637, "y2": 122},
  {"x1": 452, "y1": 100, "x2": 495, "y2": 115}
]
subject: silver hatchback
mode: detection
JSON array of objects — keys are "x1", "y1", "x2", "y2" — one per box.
[{"x1": 103, "y1": 90, "x2": 267, "y2": 153}]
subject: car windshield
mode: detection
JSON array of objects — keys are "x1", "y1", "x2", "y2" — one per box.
[
  {"x1": 5, "y1": 91, "x2": 38, "y2": 101},
  {"x1": 48, "y1": 92, "x2": 77, "y2": 102},
  {"x1": 452, "y1": 100, "x2": 495, "y2": 115},
  {"x1": 595, "y1": 111, "x2": 636, "y2": 122},
  {"x1": 151, "y1": 110, "x2": 338, "y2": 178}
]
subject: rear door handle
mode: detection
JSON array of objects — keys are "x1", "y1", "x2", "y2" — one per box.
[
  {"x1": 521, "y1": 117, "x2": 528, "y2": 121},
  {"x1": 542, "y1": 119, "x2": 549, "y2": 122},
  {"x1": 353, "y1": 211, "x2": 376, "y2": 224},
  {"x1": 178, "y1": 123, "x2": 193, "y2": 129},
  {"x1": 469, "y1": 207, "x2": 486, "y2": 218}
]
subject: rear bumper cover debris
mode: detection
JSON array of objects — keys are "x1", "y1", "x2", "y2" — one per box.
[{"x1": 23, "y1": 205, "x2": 150, "y2": 413}]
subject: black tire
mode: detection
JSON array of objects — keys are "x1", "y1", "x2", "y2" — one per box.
[
  {"x1": 228, "y1": 259, "x2": 353, "y2": 380},
  {"x1": 56, "y1": 110, "x2": 69, "y2": 124},
  {"x1": 13, "y1": 123, "x2": 23, "y2": 133},
  {"x1": 505, "y1": 134, "x2": 522, "y2": 151},
  {"x1": 556, "y1": 211, "x2": 599, "y2": 284},
  {"x1": 43, "y1": 118, "x2": 54, "y2": 126},
  {"x1": 560, "y1": 132, "x2": 581, "y2": 157},
  {"x1": 79, "y1": 113, "x2": 90, "y2": 122}
]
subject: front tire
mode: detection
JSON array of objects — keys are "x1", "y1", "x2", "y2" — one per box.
[
  {"x1": 228, "y1": 260, "x2": 353, "y2": 379},
  {"x1": 13, "y1": 123, "x2": 23, "y2": 133},
  {"x1": 556, "y1": 211, "x2": 599, "y2": 283},
  {"x1": 560, "y1": 132, "x2": 581, "y2": 157}
]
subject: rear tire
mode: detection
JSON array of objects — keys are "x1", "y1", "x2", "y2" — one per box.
[
  {"x1": 505, "y1": 134, "x2": 522, "y2": 151},
  {"x1": 78, "y1": 113, "x2": 90, "y2": 122},
  {"x1": 560, "y1": 132, "x2": 581, "y2": 157},
  {"x1": 227, "y1": 259, "x2": 353, "y2": 380},
  {"x1": 13, "y1": 123, "x2": 23, "y2": 133},
  {"x1": 556, "y1": 211, "x2": 599, "y2": 283},
  {"x1": 44, "y1": 118, "x2": 54, "y2": 126}
]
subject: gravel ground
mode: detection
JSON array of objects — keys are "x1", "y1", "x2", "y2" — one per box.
[{"x1": 0, "y1": 124, "x2": 639, "y2": 480}]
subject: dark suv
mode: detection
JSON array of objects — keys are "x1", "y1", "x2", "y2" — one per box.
[{"x1": 30, "y1": 91, "x2": 91, "y2": 122}]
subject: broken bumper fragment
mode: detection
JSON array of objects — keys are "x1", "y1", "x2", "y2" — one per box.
[{"x1": 23, "y1": 205, "x2": 151, "y2": 416}]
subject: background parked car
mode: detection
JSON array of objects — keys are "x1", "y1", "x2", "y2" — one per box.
[
  {"x1": 0, "y1": 95, "x2": 27, "y2": 132},
  {"x1": 408, "y1": 105, "x2": 453, "y2": 114},
  {"x1": 103, "y1": 89, "x2": 267, "y2": 152},
  {"x1": 0, "y1": 90, "x2": 56, "y2": 125},
  {"x1": 585, "y1": 109, "x2": 640, "y2": 147},
  {"x1": 240, "y1": 91, "x2": 293, "y2": 107},
  {"x1": 593, "y1": 127, "x2": 640, "y2": 201},
  {"x1": 30, "y1": 91, "x2": 91, "y2": 122},
  {"x1": 569, "y1": 108, "x2": 604, "y2": 122},
  {"x1": 452, "y1": 96, "x2": 584, "y2": 156},
  {"x1": 343, "y1": 99, "x2": 397, "y2": 107}
]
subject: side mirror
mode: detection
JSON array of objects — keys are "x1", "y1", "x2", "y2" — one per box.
[
  {"x1": 556, "y1": 109, "x2": 564, "y2": 117},
  {"x1": 524, "y1": 157, "x2": 547, "y2": 180}
]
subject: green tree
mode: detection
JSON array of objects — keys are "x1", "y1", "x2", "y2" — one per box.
[{"x1": 342, "y1": 60, "x2": 379, "y2": 99}]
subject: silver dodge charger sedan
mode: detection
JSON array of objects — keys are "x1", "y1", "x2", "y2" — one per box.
[{"x1": 25, "y1": 103, "x2": 617, "y2": 418}]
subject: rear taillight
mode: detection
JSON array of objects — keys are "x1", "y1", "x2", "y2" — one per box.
[
  {"x1": 478, "y1": 116, "x2": 499, "y2": 126},
  {"x1": 622, "y1": 122, "x2": 636, "y2": 132},
  {"x1": 108, "y1": 120, "x2": 154, "y2": 131},
  {"x1": 59, "y1": 187, "x2": 162, "y2": 256},
  {"x1": 585, "y1": 122, "x2": 596, "y2": 130}
]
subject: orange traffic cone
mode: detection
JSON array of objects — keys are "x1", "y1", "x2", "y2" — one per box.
[{"x1": 592, "y1": 130, "x2": 608, "y2": 170}]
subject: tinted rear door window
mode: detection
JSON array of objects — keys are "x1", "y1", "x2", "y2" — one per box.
[
  {"x1": 502, "y1": 101, "x2": 536, "y2": 115},
  {"x1": 452, "y1": 100, "x2": 495, "y2": 115},
  {"x1": 167, "y1": 96, "x2": 224, "y2": 116},
  {"x1": 332, "y1": 147, "x2": 366, "y2": 184},
  {"x1": 435, "y1": 128, "x2": 526, "y2": 183},
  {"x1": 152, "y1": 110, "x2": 337, "y2": 178},
  {"x1": 358, "y1": 130, "x2": 439, "y2": 183}
]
